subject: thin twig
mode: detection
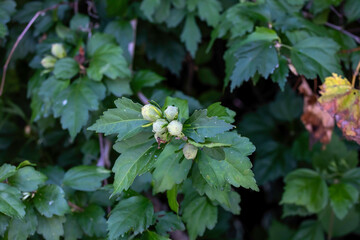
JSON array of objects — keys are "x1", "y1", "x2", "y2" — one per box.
[
  {"x1": 0, "y1": 2, "x2": 68, "y2": 96},
  {"x1": 352, "y1": 60, "x2": 360, "y2": 87},
  {"x1": 340, "y1": 46, "x2": 360, "y2": 54},
  {"x1": 137, "y1": 92, "x2": 149, "y2": 104},
  {"x1": 325, "y1": 22, "x2": 360, "y2": 44},
  {"x1": 68, "y1": 201, "x2": 84, "y2": 212},
  {"x1": 129, "y1": 19, "x2": 137, "y2": 71},
  {"x1": 330, "y1": 6, "x2": 342, "y2": 19}
]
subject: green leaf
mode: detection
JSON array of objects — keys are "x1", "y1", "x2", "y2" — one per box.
[
  {"x1": 163, "y1": 96, "x2": 189, "y2": 122},
  {"x1": 105, "y1": 20, "x2": 133, "y2": 62},
  {"x1": 183, "y1": 110, "x2": 234, "y2": 142},
  {"x1": 8, "y1": 206, "x2": 38, "y2": 240},
  {"x1": 53, "y1": 58, "x2": 79, "y2": 80},
  {"x1": 8, "y1": 166, "x2": 47, "y2": 192},
  {"x1": 182, "y1": 195, "x2": 217, "y2": 240},
  {"x1": 0, "y1": 214, "x2": 9, "y2": 237},
  {"x1": 140, "y1": 231, "x2": 170, "y2": 240},
  {"x1": 87, "y1": 33, "x2": 115, "y2": 57},
  {"x1": 105, "y1": 77, "x2": 133, "y2": 97},
  {"x1": 196, "y1": 0, "x2": 222, "y2": 27},
  {"x1": 63, "y1": 166, "x2": 110, "y2": 192},
  {"x1": 292, "y1": 220, "x2": 324, "y2": 240},
  {"x1": 33, "y1": 185, "x2": 70, "y2": 217},
  {"x1": 166, "y1": 186, "x2": 179, "y2": 214},
  {"x1": 181, "y1": 14, "x2": 201, "y2": 57},
  {"x1": 112, "y1": 141, "x2": 158, "y2": 195},
  {"x1": 0, "y1": 163, "x2": 16, "y2": 181},
  {"x1": 207, "y1": 102, "x2": 235, "y2": 124},
  {"x1": 0, "y1": 23, "x2": 6, "y2": 38},
  {"x1": 140, "y1": 0, "x2": 160, "y2": 21},
  {"x1": 53, "y1": 78, "x2": 106, "y2": 139},
  {"x1": 77, "y1": 205, "x2": 107, "y2": 237},
  {"x1": 290, "y1": 37, "x2": 342, "y2": 80},
  {"x1": 88, "y1": 97, "x2": 147, "y2": 141},
  {"x1": 69, "y1": 13, "x2": 89, "y2": 31},
  {"x1": 281, "y1": 169, "x2": 328, "y2": 213},
  {"x1": 0, "y1": 183, "x2": 25, "y2": 218},
  {"x1": 344, "y1": 0, "x2": 360, "y2": 23},
  {"x1": 63, "y1": 214, "x2": 83, "y2": 240},
  {"x1": 268, "y1": 220, "x2": 295, "y2": 240},
  {"x1": 132, "y1": 70, "x2": 165, "y2": 92},
  {"x1": 108, "y1": 196, "x2": 154, "y2": 239},
  {"x1": 329, "y1": 182, "x2": 358, "y2": 220},
  {"x1": 155, "y1": 211, "x2": 185, "y2": 236},
  {"x1": 153, "y1": 143, "x2": 192, "y2": 192},
  {"x1": 271, "y1": 56, "x2": 289, "y2": 90},
  {"x1": 342, "y1": 168, "x2": 360, "y2": 188},
  {"x1": 87, "y1": 44, "x2": 131, "y2": 81},
  {"x1": 36, "y1": 215, "x2": 66, "y2": 240}
]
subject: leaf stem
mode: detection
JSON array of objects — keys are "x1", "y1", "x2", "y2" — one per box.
[
  {"x1": 328, "y1": 209, "x2": 334, "y2": 240},
  {"x1": 0, "y1": 2, "x2": 69, "y2": 97},
  {"x1": 280, "y1": 43, "x2": 293, "y2": 50},
  {"x1": 352, "y1": 60, "x2": 360, "y2": 88}
]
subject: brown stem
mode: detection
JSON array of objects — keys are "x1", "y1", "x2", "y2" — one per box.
[
  {"x1": 352, "y1": 60, "x2": 360, "y2": 87},
  {"x1": 325, "y1": 22, "x2": 360, "y2": 44},
  {"x1": 0, "y1": 2, "x2": 68, "y2": 97},
  {"x1": 340, "y1": 46, "x2": 360, "y2": 54},
  {"x1": 68, "y1": 201, "x2": 84, "y2": 212}
]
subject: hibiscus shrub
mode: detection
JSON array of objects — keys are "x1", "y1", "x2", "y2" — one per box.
[{"x1": 1, "y1": 0, "x2": 360, "y2": 239}]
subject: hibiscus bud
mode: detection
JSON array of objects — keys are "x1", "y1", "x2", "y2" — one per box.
[
  {"x1": 41, "y1": 56, "x2": 57, "y2": 68},
  {"x1": 183, "y1": 143, "x2": 198, "y2": 160},
  {"x1": 164, "y1": 106, "x2": 178, "y2": 121},
  {"x1": 153, "y1": 119, "x2": 168, "y2": 133},
  {"x1": 141, "y1": 104, "x2": 162, "y2": 122},
  {"x1": 167, "y1": 120, "x2": 183, "y2": 137},
  {"x1": 51, "y1": 43, "x2": 67, "y2": 58}
]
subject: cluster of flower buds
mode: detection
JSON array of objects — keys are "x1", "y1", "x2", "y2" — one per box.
[
  {"x1": 41, "y1": 43, "x2": 67, "y2": 69},
  {"x1": 141, "y1": 103, "x2": 198, "y2": 160}
]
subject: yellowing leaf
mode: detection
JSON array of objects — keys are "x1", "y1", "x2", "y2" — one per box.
[{"x1": 318, "y1": 73, "x2": 360, "y2": 144}]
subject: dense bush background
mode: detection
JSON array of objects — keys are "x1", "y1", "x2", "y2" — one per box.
[{"x1": 1, "y1": 0, "x2": 360, "y2": 239}]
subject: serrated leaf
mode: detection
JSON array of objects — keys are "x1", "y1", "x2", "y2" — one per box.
[
  {"x1": 34, "y1": 185, "x2": 70, "y2": 217},
  {"x1": 155, "y1": 211, "x2": 185, "y2": 236},
  {"x1": 183, "y1": 110, "x2": 234, "y2": 142},
  {"x1": 140, "y1": 0, "x2": 160, "y2": 21},
  {"x1": 53, "y1": 58, "x2": 79, "y2": 80},
  {"x1": 88, "y1": 97, "x2": 147, "y2": 141},
  {"x1": 0, "y1": 214, "x2": 9, "y2": 237},
  {"x1": 132, "y1": 70, "x2": 165, "y2": 92},
  {"x1": 37, "y1": 215, "x2": 66, "y2": 240},
  {"x1": 0, "y1": 183, "x2": 25, "y2": 218},
  {"x1": 8, "y1": 206, "x2": 38, "y2": 240},
  {"x1": 153, "y1": 143, "x2": 192, "y2": 192},
  {"x1": 182, "y1": 195, "x2": 217, "y2": 240},
  {"x1": 166, "y1": 185, "x2": 179, "y2": 213},
  {"x1": 180, "y1": 14, "x2": 201, "y2": 57},
  {"x1": 344, "y1": 0, "x2": 360, "y2": 23},
  {"x1": 292, "y1": 220, "x2": 324, "y2": 240},
  {"x1": 77, "y1": 205, "x2": 107, "y2": 237},
  {"x1": 8, "y1": 166, "x2": 47, "y2": 192},
  {"x1": 63, "y1": 214, "x2": 83, "y2": 240},
  {"x1": 112, "y1": 141, "x2": 158, "y2": 195},
  {"x1": 140, "y1": 231, "x2": 170, "y2": 240},
  {"x1": 290, "y1": 37, "x2": 342, "y2": 80},
  {"x1": 207, "y1": 102, "x2": 235, "y2": 124},
  {"x1": 329, "y1": 182, "x2": 358, "y2": 220},
  {"x1": 271, "y1": 56, "x2": 288, "y2": 90},
  {"x1": 69, "y1": 13, "x2": 89, "y2": 31},
  {"x1": 108, "y1": 196, "x2": 154, "y2": 239},
  {"x1": 0, "y1": 163, "x2": 16, "y2": 181},
  {"x1": 281, "y1": 169, "x2": 328, "y2": 213},
  {"x1": 53, "y1": 78, "x2": 106, "y2": 139},
  {"x1": 197, "y1": 0, "x2": 222, "y2": 27},
  {"x1": 87, "y1": 33, "x2": 115, "y2": 57},
  {"x1": 87, "y1": 44, "x2": 131, "y2": 81},
  {"x1": 63, "y1": 166, "x2": 110, "y2": 192}
]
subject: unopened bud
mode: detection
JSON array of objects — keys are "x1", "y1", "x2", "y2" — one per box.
[
  {"x1": 51, "y1": 43, "x2": 67, "y2": 58},
  {"x1": 183, "y1": 143, "x2": 198, "y2": 160},
  {"x1": 141, "y1": 104, "x2": 162, "y2": 122},
  {"x1": 153, "y1": 119, "x2": 168, "y2": 133},
  {"x1": 41, "y1": 56, "x2": 57, "y2": 68},
  {"x1": 164, "y1": 106, "x2": 178, "y2": 121},
  {"x1": 167, "y1": 120, "x2": 183, "y2": 137},
  {"x1": 154, "y1": 131, "x2": 169, "y2": 143}
]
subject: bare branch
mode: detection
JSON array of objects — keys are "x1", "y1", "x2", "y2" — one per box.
[{"x1": 325, "y1": 22, "x2": 360, "y2": 44}]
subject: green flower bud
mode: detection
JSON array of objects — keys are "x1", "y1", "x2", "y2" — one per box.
[
  {"x1": 164, "y1": 106, "x2": 178, "y2": 121},
  {"x1": 41, "y1": 56, "x2": 57, "y2": 68},
  {"x1": 154, "y1": 131, "x2": 169, "y2": 143},
  {"x1": 141, "y1": 104, "x2": 162, "y2": 122},
  {"x1": 153, "y1": 119, "x2": 168, "y2": 133},
  {"x1": 167, "y1": 120, "x2": 183, "y2": 137},
  {"x1": 51, "y1": 43, "x2": 67, "y2": 58},
  {"x1": 183, "y1": 143, "x2": 198, "y2": 160}
]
